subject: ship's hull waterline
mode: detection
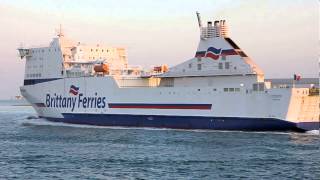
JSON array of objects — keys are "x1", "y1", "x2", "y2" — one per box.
[{"x1": 41, "y1": 113, "x2": 318, "y2": 132}]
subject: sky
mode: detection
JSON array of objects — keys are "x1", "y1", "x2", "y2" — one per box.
[{"x1": 0, "y1": 0, "x2": 318, "y2": 99}]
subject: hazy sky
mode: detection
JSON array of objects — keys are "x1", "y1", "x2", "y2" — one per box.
[{"x1": 0, "y1": 0, "x2": 318, "y2": 99}]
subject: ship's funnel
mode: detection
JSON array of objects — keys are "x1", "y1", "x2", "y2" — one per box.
[{"x1": 197, "y1": 14, "x2": 228, "y2": 39}]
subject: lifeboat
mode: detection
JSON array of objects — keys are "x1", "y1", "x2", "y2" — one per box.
[
  {"x1": 94, "y1": 63, "x2": 109, "y2": 74},
  {"x1": 162, "y1": 64, "x2": 169, "y2": 72}
]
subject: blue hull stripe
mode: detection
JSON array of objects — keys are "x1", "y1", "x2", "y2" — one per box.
[
  {"x1": 297, "y1": 122, "x2": 320, "y2": 131},
  {"x1": 40, "y1": 113, "x2": 319, "y2": 132},
  {"x1": 34, "y1": 103, "x2": 46, "y2": 107},
  {"x1": 24, "y1": 78, "x2": 62, "y2": 85}
]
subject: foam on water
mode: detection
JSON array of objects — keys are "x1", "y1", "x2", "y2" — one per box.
[
  {"x1": 21, "y1": 117, "x2": 179, "y2": 131},
  {"x1": 306, "y1": 130, "x2": 320, "y2": 135}
]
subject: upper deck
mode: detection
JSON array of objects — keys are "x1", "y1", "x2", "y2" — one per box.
[{"x1": 19, "y1": 13, "x2": 311, "y2": 93}]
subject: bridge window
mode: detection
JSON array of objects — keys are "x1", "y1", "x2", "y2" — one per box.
[
  {"x1": 253, "y1": 83, "x2": 265, "y2": 91},
  {"x1": 219, "y1": 63, "x2": 223, "y2": 69},
  {"x1": 225, "y1": 62, "x2": 230, "y2": 69},
  {"x1": 259, "y1": 83, "x2": 264, "y2": 91},
  {"x1": 197, "y1": 64, "x2": 202, "y2": 70}
]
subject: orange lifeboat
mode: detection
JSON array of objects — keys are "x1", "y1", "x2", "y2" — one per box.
[
  {"x1": 94, "y1": 63, "x2": 109, "y2": 74},
  {"x1": 161, "y1": 64, "x2": 169, "y2": 72}
]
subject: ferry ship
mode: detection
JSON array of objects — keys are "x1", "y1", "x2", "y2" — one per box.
[{"x1": 18, "y1": 13, "x2": 319, "y2": 132}]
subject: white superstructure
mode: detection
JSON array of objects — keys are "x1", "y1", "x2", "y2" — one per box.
[{"x1": 18, "y1": 13, "x2": 319, "y2": 132}]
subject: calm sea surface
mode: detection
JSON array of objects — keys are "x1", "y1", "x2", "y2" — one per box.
[{"x1": 0, "y1": 100, "x2": 319, "y2": 179}]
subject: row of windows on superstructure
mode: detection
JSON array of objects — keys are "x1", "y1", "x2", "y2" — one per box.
[
  {"x1": 32, "y1": 48, "x2": 115, "y2": 53},
  {"x1": 253, "y1": 83, "x2": 265, "y2": 91},
  {"x1": 90, "y1": 48, "x2": 111, "y2": 53},
  {"x1": 26, "y1": 73, "x2": 41, "y2": 78},
  {"x1": 27, "y1": 65, "x2": 43, "y2": 69},
  {"x1": 29, "y1": 57, "x2": 44, "y2": 61},
  {"x1": 157, "y1": 88, "x2": 242, "y2": 95},
  {"x1": 88, "y1": 56, "x2": 108, "y2": 60},
  {"x1": 155, "y1": 86, "x2": 293, "y2": 95},
  {"x1": 224, "y1": 88, "x2": 240, "y2": 92},
  {"x1": 86, "y1": 56, "x2": 126, "y2": 61},
  {"x1": 66, "y1": 71, "x2": 84, "y2": 77},
  {"x1": 197, "y1": 56, "x2": 227, "y2": 62},
  {"x1": 189, "y1": 62, "x2": 233, "y2": 71},
  {"x1": 31, "y1": 48, "x2": 60, "y2": 53}
]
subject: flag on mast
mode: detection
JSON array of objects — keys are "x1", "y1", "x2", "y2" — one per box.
[{"x1": 294, "y1": 74, "x2": 301, "y2": 81}]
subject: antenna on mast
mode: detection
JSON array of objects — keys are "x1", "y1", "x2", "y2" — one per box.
[
  {"x1": 196, "y1": 11, "x2": 203, "y2": 28},
  {"x1": 57, "y1": 24, "x2": 64, "y2": 37}
]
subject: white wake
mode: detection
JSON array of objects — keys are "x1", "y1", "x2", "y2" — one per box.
[{"x1": 306, "y1": 130, "x2": 320, "y2": 135}]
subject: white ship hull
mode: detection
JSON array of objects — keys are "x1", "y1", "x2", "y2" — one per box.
[{"x1": 20, "y1": 77, "x2": 319, "y2": 132}]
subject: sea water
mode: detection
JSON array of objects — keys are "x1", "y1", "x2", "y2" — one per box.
[{"x1": 0, "y1": 101, "x2": 319, "y2": 179}]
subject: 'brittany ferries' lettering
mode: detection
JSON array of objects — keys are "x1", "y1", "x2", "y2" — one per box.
[{"x1": 45, "y1": 92, "x2": 106, "y2": 111}]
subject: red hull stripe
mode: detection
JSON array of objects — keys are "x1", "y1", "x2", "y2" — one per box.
[{"x1": 108, "y1": 103, "x2": 212, "y2": 110}]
